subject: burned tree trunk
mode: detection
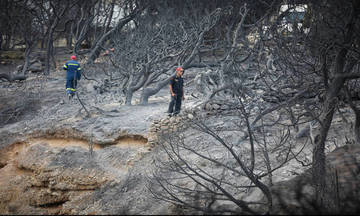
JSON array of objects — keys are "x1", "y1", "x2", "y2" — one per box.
[{"x1": 0, "y1": 73, "x2": 26, "y2": 82}]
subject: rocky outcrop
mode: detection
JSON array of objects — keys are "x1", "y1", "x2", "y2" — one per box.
[
  {"x1": 0, "y1": 131, "x2": 151, "y2": 215},
  {"x1": 268, "y1": 144, "x2": 360, "y2": 215}
]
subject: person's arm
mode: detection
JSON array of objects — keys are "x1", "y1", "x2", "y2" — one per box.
[
  {"x1": 169, "y1": 77, "x2": 175, "y2": 96},
  {"x1": 63, "y1": 62, "x2": 67, "y2": 70},
  {"x1": 77, "y1": 65, "x2": 81, "y2": 80},
  {"x1": 169, "y1": 84, "x2": 175, "y2": 96},
  {"x1": 182, "y1": 87, "x2": 185, "y2": 100}
]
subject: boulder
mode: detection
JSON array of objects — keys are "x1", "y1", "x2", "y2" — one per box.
[{"x1": 0, "y1": 142, "x2": 139, "y2": 214}]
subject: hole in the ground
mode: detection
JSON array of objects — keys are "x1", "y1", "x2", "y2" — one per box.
[
  {"x1": 112, "y1": 136, "x2": 148, "y2": 148},
  {"x1": 29, "y1": 135, "x2": 148, "y2": 151},
  {"x1": 0, "y1": 141, "x2": 29, "y2": 172},
  {"x1": 0, "y1": 162, "x2": 7, "y2": 169},
  {"x1": 37, "y1": 200, "x2": 68, "y2": 208},
  {"x1": 29, "y1": 138, "x2": 102, "y2": 150}
]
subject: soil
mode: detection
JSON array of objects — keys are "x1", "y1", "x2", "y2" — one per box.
[{"x1": 0, "y1": 47, "x2": 358, "y2": 214}]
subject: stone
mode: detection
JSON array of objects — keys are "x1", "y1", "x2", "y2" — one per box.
[
  {"x1": 205, "y1": 103, "x2": 212, "y2": 110},
  {"x1": 149, "y1": 128, "x2": 157, "y2": 133},
  {"x1": 212, "y1": 103, "x2": 221, "y2": 110},
  {"x1": 187, "y1": 114, "x2": 194, "y2": 119},
  {"x1": 161, "y1": 125, "x2": 169, "y2": 130},
  {"x1": 28, "y1": 62, "x2": 43, "y2": 72},
  {"x1": 16, "y1": 65, "x2": 23, "y2": 72}
]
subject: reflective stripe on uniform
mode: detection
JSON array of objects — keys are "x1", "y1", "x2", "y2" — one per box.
[
  {"x1": 77, "y1": 67, "x2": 81, "y2": 70},
  {"x1": 66, "y1": 88, "x2": 76, "y2": 92},
  {"x1": 68, "y1": 63, "x2": 79, "y2": 66},
  {"x1": 63, "y1": 64, "x2": 68, "y2": 68}
]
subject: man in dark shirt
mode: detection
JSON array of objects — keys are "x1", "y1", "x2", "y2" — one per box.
[{"x1": 167, "y1": 67, "x2": 185, "y2": 117}]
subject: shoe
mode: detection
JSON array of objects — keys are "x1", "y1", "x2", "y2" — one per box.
[
  {"x1": 68, "y1": 94, "x2": 72, "y2": 100},
  {"x1": 168, "y1": 113, "x2": 173, "y2": 117}
]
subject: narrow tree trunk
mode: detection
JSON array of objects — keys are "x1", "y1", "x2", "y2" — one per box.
[
  {"x1": 125, "y1": 74, "x2": 135, "y2": 105},
  {"x1": 312, "y1": 1, "x2": 358, "y2": 209},
  {"x1": 45, "y1": 35, "x2": 52, "y2": 75},
  {"x1": 345, "y1": 87, "x2": 360, "y2": 144},
  {"x1": 87, "y1": 7, "x2": 142, "y2": 64},
  {"x1": 66, "y1": 31, "x2": 72, "y2": 50},
  {"x1": 312, "y1": 95, "x2": 337, "y2": 209},
  {"x1": 140, "y1": 77, "x2": 171, "y2": 105},
  {"x1": 0, "y1": 73, "x2": 26, "y2": 82},
  {"x1": 22, "y1": 41, "x2": 34, "y2": 75},
  {"x1": 0, "y1": 33, "x2": 3, "y2": 50},
  {"x1": 125, "y1": 90, "x2": 134, "y2": 105},
  {"x1": 354, "y1": 110, "x2": 360, "y2": 144}
]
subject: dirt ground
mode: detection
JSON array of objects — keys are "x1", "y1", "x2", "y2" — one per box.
[{"x1": 0, "y1": 47, "x2": 358, "y2": 214}]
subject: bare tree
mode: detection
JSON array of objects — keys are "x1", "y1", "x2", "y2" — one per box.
[
  {"x1": 86, "y1": 0, "x2": 146, "y2": 65},
  {"x1": 259, "y1": 0, "x2": 360, "y2": 210},
  {"x1": 107, "y1": 1, "x2": 222, "y2": 105},
  {"x1": 148, "y1": 0, "x2": 360, "y2": 214},
  {"x1": 148, "y1": 99, "x2": 308, "y2": 214}
]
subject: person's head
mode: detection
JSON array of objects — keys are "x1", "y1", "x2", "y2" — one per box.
[
  {"x1": 71, "y1": 55, "x2": 77, "y2": 60},
  {"x1": 176, "y1": 67, "x2": 184, "y2": 77}
]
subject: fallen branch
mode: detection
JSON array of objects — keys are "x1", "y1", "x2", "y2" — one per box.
[{"x1": 0, "y1": 73, "x2": 26, "y2": 82}]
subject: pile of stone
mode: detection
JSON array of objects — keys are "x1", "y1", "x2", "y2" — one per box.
[{"x1": 147, "y1": 111, "x2": 196, "y2": 147}]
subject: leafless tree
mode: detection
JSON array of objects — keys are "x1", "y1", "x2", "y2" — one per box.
[
  {"x1": 107, "y1": 2, "x2": 222, "y2": 105},
  {"x1": 148, "y1": 0, "x2": 360, "y2": 214},
  {"x1": 256, "y1": 0, "x2": 360, "y2": 210},
  {"x1": 148, "y1": 100, "x2": 310, "y2": 214},
  {"x1": 86, "y1": 0, "x2": 147, "y2": 65}
]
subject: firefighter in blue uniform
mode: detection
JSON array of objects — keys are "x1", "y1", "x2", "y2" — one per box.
[
  {"x1": 167, "y1": 67, "x2": 185, "y2": 116},
  {"x1": 63, "y1": 55, "x2": 81, "y2": 99}
]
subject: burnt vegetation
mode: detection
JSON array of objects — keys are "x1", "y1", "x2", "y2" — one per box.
[{"x1": 1, "y1": 0, "x2": 360, "y2": 214}]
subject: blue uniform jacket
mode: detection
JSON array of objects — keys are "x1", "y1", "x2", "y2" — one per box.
[{"x1": 63, "y1": 60, "x2": 81, "y2": 80}]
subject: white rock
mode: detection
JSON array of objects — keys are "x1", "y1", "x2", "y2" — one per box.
[{"x1": 187, "y1": 114, "x2": 194, "y2": 119}]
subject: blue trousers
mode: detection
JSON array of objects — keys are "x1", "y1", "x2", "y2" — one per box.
[
  {"x1": 168, "y1": 94, "x2": 182, "y2": 114},
  {"x1": 66, "y1": 77, "x2": 77, "y2": 95}
]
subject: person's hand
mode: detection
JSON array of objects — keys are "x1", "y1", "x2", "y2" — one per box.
[
  {"x1": 182, "y1": 95, "x2": 185, "y2": 101},
  {"x1": 171, "y1": 92, "x2": 175, "y2": 97}
]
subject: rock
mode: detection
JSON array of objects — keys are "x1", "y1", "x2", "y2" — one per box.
[
  {"x1": 0, "y1": 142, "x2": 139, "y2": 214},
  {"x1": 28, "y1": 62, "x2": 42, "y2": 72},
  {"x1": 262, "y1": 144, "x2": 360, "y2": 215},
  {"x1": 205, "y1": 103, "x2": 212, "y2": 111},
  {"x1": 187, "y1": 114, "x2": 194, "y2": 119},
  {"x1": 170, "y1": 117, "x2": 177, "y2": 124},
  {"x1": 149, "y1": 127, "x2": 157, "y2": 133},
  {"x1": 16, "y1": 65, "x2": 23, "y2": 72},
  {"x1": 212, "y1": 103, "x2": 221, "y2": 110},
  {"x1": 220, "y1": 104, "x2": 230, "y2": 110},
  {"x1": 161, "y1": 125, "x2": 169, "y2": 130},
  {"x1": 295, "y1": 125, "x2": 310, "y2": 139}
]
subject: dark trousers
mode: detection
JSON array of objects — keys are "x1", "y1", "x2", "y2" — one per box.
[
  {"x1": 66, "y1": 77, "x2": 77, "y2": 95},
  {"x1": 168, "y1": 94, "x2": 182, "y2": 114}
]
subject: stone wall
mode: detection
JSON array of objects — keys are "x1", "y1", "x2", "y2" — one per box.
[{"x1": 147, "y1": 111, "x2": 195, "y2": 147}]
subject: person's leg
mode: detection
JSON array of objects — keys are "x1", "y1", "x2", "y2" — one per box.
[
  {"x1": 66, "y1": 78, "x2": 72, "y2": 95},
  {"x1": 167, "y1": 95, "x2": 176, "y2": 115},
  {"x1": 72, "y1": 79, "x2": 77, "y2": 97},
  {"x1": 174, "y1": 95, "x2": 182, "y2": 115}
]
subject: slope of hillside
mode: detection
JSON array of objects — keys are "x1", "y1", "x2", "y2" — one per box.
[{"x1": 0, "y1": 49, "x2": 359, "y2": 214}]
